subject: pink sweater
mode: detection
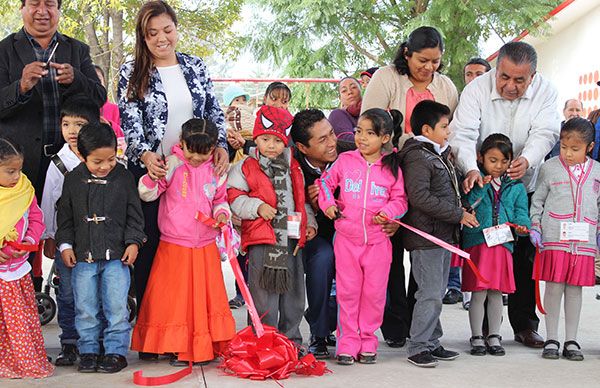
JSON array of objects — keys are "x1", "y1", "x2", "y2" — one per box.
[
  {"x1": 319, "y1": 149, "x2": 408, "y2": 245},
  {"x1": 138, "y1": 145, "x2": 230, "y2": 248},
  {"x1": 100, "y1": 101, "x2": 124, "y2": 138},
  {"x1": 0, "y1": 197, "x2": 44, "y2": 273}
]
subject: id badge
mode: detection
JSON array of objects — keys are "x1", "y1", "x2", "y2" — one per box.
[
  {"x1": 559, "y1": 222, "x2": 589, "y2": 242},
  {"x1": 287, "y1": 212, "x2": 301, "y2": 239},
  {"x1": 483, "y1": 224, "x2": 514, "y2": 247}
]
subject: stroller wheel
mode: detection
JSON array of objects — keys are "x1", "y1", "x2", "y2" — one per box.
[
  {"x1": 127, "y1": 295, "x2": 137, "y2": 323},
  {"x1": 36, "y1": 292, "x2": 57, "y2": 326}
]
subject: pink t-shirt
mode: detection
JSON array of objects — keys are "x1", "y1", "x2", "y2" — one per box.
[
  {"x1": 100, "y1": 101, "x2": 124, "y2": 138},
  {"x1": 404, "y1": 88, "x2": 435, "y2": 134}
]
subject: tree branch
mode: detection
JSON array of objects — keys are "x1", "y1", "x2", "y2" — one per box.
[{"x1": 335, "y1": 22, "x2": 380, "y2": 64}]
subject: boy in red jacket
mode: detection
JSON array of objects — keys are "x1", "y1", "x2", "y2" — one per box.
[{"x1": 227, "y1": 105, "x2": 317, "y2": 345}]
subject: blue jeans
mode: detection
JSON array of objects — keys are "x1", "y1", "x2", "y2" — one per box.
[
  {"x1": 446, "y1": 266, "x2": 461, "y2": 291},
  {"x1": 302, "y1": 236, "x2": 335, "y2": 338},
  {"x1": 72, "y1": 260, "x2": 131, "y2": 356},
  {"x1": 55, "y1": 250, "x2": 78, "y2": 345}
]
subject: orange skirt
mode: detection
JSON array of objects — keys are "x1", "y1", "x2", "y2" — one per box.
[{"x1": 131, "y1": 240, "x2": 236, "y2": 362}]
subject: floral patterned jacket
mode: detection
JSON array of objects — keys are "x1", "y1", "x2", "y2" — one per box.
[{"x1": 118, "y1": 52, "x2": 227, "y2": 165}]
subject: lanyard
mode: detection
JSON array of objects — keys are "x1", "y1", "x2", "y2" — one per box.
[{"x1": 567, "y1": 162, "x2": 585, "y2": 220}]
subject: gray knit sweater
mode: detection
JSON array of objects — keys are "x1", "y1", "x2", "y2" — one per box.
[{"x1": 530, "y1": 157, "x2": 600, "y2": 257}]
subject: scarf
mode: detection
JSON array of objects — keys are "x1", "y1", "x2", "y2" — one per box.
[
  {"x1": 258, "y1": 152, "x2": 291, "y2": 294},
  {"x1": 0, "y1": 173, "x2": 35, "y2": 247}
]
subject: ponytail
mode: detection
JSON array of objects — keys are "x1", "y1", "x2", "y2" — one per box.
[{"x1": 359, "y1": 108, "x2": 403, "y2": 181}]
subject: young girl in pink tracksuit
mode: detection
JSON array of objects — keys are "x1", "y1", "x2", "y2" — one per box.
[{"x1": 319, "y1": 108, "x2": 408, "y2": 365}]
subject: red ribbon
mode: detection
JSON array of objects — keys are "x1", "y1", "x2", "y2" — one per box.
[
  {"x1": 133, "y1": 363, "x2": 192, "y2": 386},
  {"x1": 6, "y1": 241, "x2": 39, "y2": 251},
  {"x1": 533, "y1": 246, "x2": 546, "y2": 315},
  {"x1": 218, "y1": 325, "x2": 330, "y2": 381}
]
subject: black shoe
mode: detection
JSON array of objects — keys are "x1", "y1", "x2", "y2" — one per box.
[
  {"x1": 97, "y1": 354, "x2": 128, "y2": 373},
  {"x1": 562, "y1": 340, "x2": 584, "y2": 361},
  {"x1": 442, "y1": 289, "x2": 462, "y2": 304},
  {"x1": 541, "y1": 340, "x2": 560, "y2": 360},
  {"x1": 56, "y1": 344, "x2": 78, "y2": 366},
  {"x1": 336, "y1": 354, "x2": 354, "y2": 365},
  {"x1": 325, "y1": 333, "x2": 336, "y2": 347},
  {"x1": 78, "y1": 353, "x2": 98, "y2": 373},
  {"x1": 228, "y1": 296, "x2": 245, "y2": 309},
  {"x1": 138, "y1": 352, "x2": 159, "y2": 361},
  {"x1": 469, "y1": 336, "x2": 486, "y2": 356},
  {"x1": 385, "y1": 337, "x2": 406, "y2": 348},
  {"x1": 308, "y1": 337, "x2": 330, "y2": 359},
  {"x1": 407, "y1": 351, "x2": 438, "y2": 368},
  {"x1": 358, "y1": 352, "x2": 377, "y2": 364},
  {"x1": 431, "y1": 346, "x2": 459, "y2": 361},
  {"x1": 486, "y1": 334, "x2": 505, "y2": 356}
]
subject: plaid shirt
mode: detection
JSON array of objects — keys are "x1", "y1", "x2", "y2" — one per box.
[{"x1": 24, "y1": 29, "x2": 60, "y2": 146}]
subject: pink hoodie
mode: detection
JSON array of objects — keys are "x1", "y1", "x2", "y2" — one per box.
[
  {"x1": 138, "y1": 145, "x2": 230, "y2": 249},
  {"x1": 318, "y1": 149, "x2": 408, "y2": 245},
  {"x1": 0, "y1": 197, "x2": 44, "y2": 274}
]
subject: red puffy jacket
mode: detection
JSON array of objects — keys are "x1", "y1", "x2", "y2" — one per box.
[{"x1": 227, "y1": 155, "x2": 307, "y2": 252}]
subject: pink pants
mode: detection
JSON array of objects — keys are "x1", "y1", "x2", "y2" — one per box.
[{"x1": 334, "y1": 233, "x2": 392, "y2": 357}]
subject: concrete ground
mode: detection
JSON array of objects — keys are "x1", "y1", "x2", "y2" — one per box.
[{"x1": 3, "y1": 259, "x2": 600, "y2": 388}]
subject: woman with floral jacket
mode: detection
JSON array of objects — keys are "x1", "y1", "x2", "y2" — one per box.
[{"x1": 117, "y1": 2, "x2": 228, "y2": 360}]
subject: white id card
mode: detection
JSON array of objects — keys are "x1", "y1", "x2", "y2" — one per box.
[
  {"x1": 483, "y1": 224, "x2": 514, "y2": 247},
  {"x1": 287, "y1": 212, "x2": 301, "y2": 239},
  {"x1": 559, "y1": 222, "x2": 589, "y2": 242}
]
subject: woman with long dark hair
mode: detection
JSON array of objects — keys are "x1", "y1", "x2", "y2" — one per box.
[{"x1": 117, "y1": 0, "x2": 229, "y2": 360}]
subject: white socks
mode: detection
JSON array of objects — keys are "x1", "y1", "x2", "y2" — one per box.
[
  {"x1": 544, "y1": 282, "x2": 582, "y2": 350},
  {"x1": 469, "y1": 290, "x2": 503, "y2": 347}
]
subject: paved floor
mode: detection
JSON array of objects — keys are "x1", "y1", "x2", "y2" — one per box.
[{"x1": 4, "y1": 260, "x2": 600, "y2": 387}]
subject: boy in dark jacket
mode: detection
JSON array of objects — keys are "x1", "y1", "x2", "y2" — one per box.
[
  {"x1": 56, "y1": 123, "x2": 145, "y2": 374},
  {"x1": 398, "y1": 100, "x2": 478, "y2": 368}
]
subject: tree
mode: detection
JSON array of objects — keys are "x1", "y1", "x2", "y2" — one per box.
[
  {"x1": 1, "y1": 0, "x2": 244, "y2": 99},
  {"x1": 247, "y1": 0, "x2": 562, "y2": 110}
]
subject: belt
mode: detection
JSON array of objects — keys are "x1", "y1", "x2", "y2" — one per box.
[{"x1": 43, "y1": 144, "x2": 62, "y2": 157}]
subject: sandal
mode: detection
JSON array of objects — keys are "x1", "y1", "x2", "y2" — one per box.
[
  {"x1": 562, "y1": 340, "x2": 584, "y2": 361},
  {"x1": 358, "y1": 352, "x2": 377, "y2": 364},
  {"x1": 469, "y1": 336, "x2": 486, "y2": 356},
  {"x1": 336, "y1": 354, "x2": 355, "y2": 365},
  {"x1": 542, "y1": 340, "x2": 560, "y2": 360},
  {"x1": 486, "y1": 334, "x2": 505, "y2": 356}
]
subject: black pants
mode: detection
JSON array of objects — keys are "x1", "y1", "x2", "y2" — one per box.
[
  {"x1": 129, "y1": 163, "x2": 161, "y2": 312},
  {"x1": 508, "y1": 233, "x2": 539, "y2": 333},
  {"x1": 380, "y1": 231, "x2": 417, "y2": 341}
]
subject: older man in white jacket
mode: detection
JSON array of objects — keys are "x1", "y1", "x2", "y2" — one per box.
[{"x1": 449, "y1": 41, "x2": 560, "y2": 349}]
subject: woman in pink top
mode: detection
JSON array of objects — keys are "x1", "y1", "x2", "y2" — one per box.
[{"x1": 362, "y1": 26, "x2": 458, "y2": 135}]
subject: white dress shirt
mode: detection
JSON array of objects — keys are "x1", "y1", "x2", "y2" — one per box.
[{"x1": 449, "y1": 69, "x2": 560, "y2": 192}]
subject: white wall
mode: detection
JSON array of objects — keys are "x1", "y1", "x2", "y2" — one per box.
[{"x1": 526, "y1": 3, "x2": 600, "y2": 117}]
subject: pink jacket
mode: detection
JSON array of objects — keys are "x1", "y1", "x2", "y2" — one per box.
[
  {"x1": 100, "y1": 101, "x2": 124, "y2": 138},
  {"x1": 138, "y1": 145, "x2": 230, "y2": 248},
  {"x1": 0, "y1": 197, "x2": 44, "y2": 273},
  {"x1": 318, "y1": 150, "x2": 408, "y2": 244}
]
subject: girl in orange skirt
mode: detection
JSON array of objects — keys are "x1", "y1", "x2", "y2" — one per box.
[
  {"x1": 132, "y1": 119, "x2": 236, "y2": 365},
  {"x1": 0, "y1": 138, "x2": 54, "y2": 378}
]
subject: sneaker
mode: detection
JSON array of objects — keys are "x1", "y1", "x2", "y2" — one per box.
[
  {"x1": 308, "y1": 337, "x2": 330, "y2": 359},
  {"x1": 228, "y1": 296, "x2": 245, "y2": 309},
  {"x1": 55, "y1": 344, "x2": 78, "y2": 366},
  {"x1": 358, "y1": 352, "x2": 376, "y2": 364},
  {"x1": 97, "y1": 354, "x2": 128, "y2": 373},
  {"x1": 336, "y1": 354, "x2": 354, "y2": 365},
  {"x1": 442, "y1": 289, "x2": 462, "y2": 304},
  {"x1": 431, "y1": 346, "x2": 459, "y2": 361},
  {"x1": 326, "y1": 333, "x2": 336, "y2": 347},
  {"x1": 407, "y1": 351, "x2": 438, "y2": 368},
  {"x1": 385, "y1": 337, "x2": 406, "y2": 348},
  {"x1": 78, "y1": 353, "x2": 98, "y2": 373}
]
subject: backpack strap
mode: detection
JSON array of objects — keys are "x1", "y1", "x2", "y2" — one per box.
[{"x1": 51, "y1": 154, "x2": 69, "y2": 176}]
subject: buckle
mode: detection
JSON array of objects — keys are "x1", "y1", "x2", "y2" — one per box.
[{"x1": 43, "y1": 144, "x2": 60, "y2": 157}]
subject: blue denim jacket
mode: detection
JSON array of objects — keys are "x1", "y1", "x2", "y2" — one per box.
[{"x1": 118, "y1": 52, "x2": 226, "y2": 165}]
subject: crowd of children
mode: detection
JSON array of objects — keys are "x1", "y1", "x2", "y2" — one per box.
[{"x1": 1, "y1": 71, "x2": 600, "y2": 380}]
